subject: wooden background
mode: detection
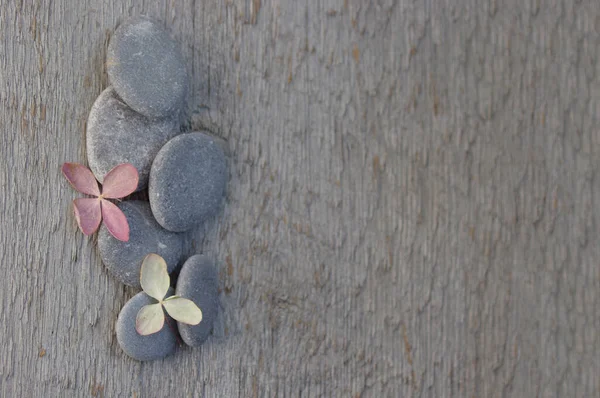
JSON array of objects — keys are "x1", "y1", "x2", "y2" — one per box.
[{"x1": 1, "y1": 0, "x2": 599, "y2": 397}]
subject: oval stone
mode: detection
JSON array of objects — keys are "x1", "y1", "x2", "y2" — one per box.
[
  {"x1": 86, "y1": 87, "x2": 179, "y2": 191},
  {"x1": 149, "y1": 132, "x2": 227, "y2": 232},
  {"x1": 116, "y1": 289, "x2": 178, "y2": 361},
  {"x1": 175, "y1": 255, "x2": 219, "y2": 347},
  {"x1": 107, "y1": 16, "x2": 188, "y2": 118},
  {"x1": 98, "y1": 201, "x2": 183, "y2": 288}
]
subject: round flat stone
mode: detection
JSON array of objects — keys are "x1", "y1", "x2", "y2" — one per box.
[
  {"x1": 149, "y1": 132, "x2": 227, "y2": 232},
  {"x1": 86, "y1": 87, "x2": 179, "y2": 191},
  {"x1": 98, "y1": 201, "x2": 183, "y2": 288},
  {"x1": 107, "y1": 16, "x2": 188, "y2": 118},
  {"x1": 116, "y1": 289, "x2": 178, "y2": 361},
  {"x1": 175, "y1": 255, "x2": 219, "y2": 347}
]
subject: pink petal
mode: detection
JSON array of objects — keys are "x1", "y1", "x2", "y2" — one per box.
[
  {"x1": 62, "y1": 163, "x2": 100, "y2": 196},
  {"x1": 101, "y1": 163, "x2": 139, "y2": 199},
  {"x1": 73, "y1": 198, "x2": 102, "y2": 235},
  {"x1": 101, "y1": 199, "x2": 130, "y2": 241}
]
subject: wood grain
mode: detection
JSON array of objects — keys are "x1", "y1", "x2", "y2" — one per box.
[{"x1": 1, "y1": 0, "x2": 599, "y2": 396}]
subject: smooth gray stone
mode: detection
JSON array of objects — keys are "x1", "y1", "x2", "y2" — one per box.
[
  {"x1": 149, "y1": 132, "x2": 227, "y2": 232},
  {"x1": 98, "y1": 201, "x2": 183, "y2": 288},
  {"x1": 86, "y1": 87, "x2": 179, "y2": 191},
  {"x1": 107, "y1": 16, "x2": 188, "y2": 118},
  {"x1": 116, "y1": 289, "x2": 178, "y2": 361},
  {"x1": 175, "y1": 255, "x2": 219, "y2": 347}
]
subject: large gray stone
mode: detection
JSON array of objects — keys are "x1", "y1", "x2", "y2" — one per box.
[
  {"x1": 149, "y1": 132, "x2": 227, "y2": 232},
  {"x1": 86, "y1": 87, "x2": 179, "y2": 191},
  {"x1": 116, "y1": 289, "x2": 178, "y2": 361},
  {"x1": 175, "y1": 255, "x2": 219, "y2": 347},
  {"x1": 98, "y1": 201, "x2": 184, "y2": 287},
  {"x1": 107, "y1": 16, "x2": 188, "y2": 118}
]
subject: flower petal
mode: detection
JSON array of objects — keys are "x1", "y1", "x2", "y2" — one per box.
[
  {"x1": 135, "y1": 303, "x2": 165, "y2": 336},
  {"x1": 73, "y1": 198, "x2": 102, "y2": 236},
  {"x1": 101, "y1": 163, "x2": 139, "y2": 199},
  {"x1": 163, "y1": 297, "x2": 203, "y2": 325},
  {"x1": 140, "y1": 254, "x2": 170, "y2": 301},
  {"x1": 62, "y1": 163, "x2": 100, "y2": 196},
  {"x1": 101, "y1": 200, "x2": 130, "y2": 241}
]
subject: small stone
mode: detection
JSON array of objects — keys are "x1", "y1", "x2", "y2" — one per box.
[
  {"x1": 107, "y1": 16, "x2": 188, "y2": 118},
  {"x1": 175, "y1": 255, "x2": 219, "y2": 347},
  {"x1": 98, "y1": 201, "x2": 183, "y2": 288},
  {"x1": 149, "y1": 132, "x2": 227, "y2": 232},
  {"x1": 86, "y1": 87, "x2": 179, "y2": 190},
  {"x1": 116, "y1": 289, "x2": 178, "y2": 361}
]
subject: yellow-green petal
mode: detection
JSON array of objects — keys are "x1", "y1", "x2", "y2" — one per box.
[
  {"x1": 140, "y1": 253, "x2": 170, "y2": 301},
  {"x1": 162, "y1": 297, "x2": 203, "y2": 325},
  {"x1": 135, "y1": 303, "x2": 165, "y2": 335}
]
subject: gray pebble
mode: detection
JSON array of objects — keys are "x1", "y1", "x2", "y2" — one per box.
[
  {"x1": 107, "y1": 16, "x2": 188, "y2": 118},
  {"x1": 175, "y1": 255, "x2": 219, "y2": 347},
  {"x1": 86, "y1": 87, "x2": 179, "y2": 190},
  {"x1": 98, "y1": 201, "x2": 183, "y2": 288},
  {"x1": 116, "y1": 289, "x2": 178, "y2": 361},
  {"x1": 149, "y1": 132, "x2": 227, "y2": 232}
]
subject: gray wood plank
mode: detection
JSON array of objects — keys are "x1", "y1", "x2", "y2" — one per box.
[{"x1": 1, "y1": 0, "x2": 599, "y2": 396}]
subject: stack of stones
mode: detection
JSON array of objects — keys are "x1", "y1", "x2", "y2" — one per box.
[{"x1": 87, "y1": 16, "x2": 226, "y2": 361}]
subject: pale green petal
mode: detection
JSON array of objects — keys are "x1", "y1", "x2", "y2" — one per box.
[
  {"x1": 140, "y1": 253, "x2": 170, "y2": 301},
  {"x1": 135, "y1": 303, "x2": 165, "y2": 335},
  {"x1": 163, "y1": 297, "x2": 203, "y2": 325}
]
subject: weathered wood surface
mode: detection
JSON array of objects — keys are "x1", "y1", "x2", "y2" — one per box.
[{"x1": 1, "y1": 0, "x2": 599, "y2": 396}]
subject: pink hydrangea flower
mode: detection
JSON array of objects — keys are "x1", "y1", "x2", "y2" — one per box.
[{"x1": 61, "y1": 163, "x2": 139, "y2": 241}]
